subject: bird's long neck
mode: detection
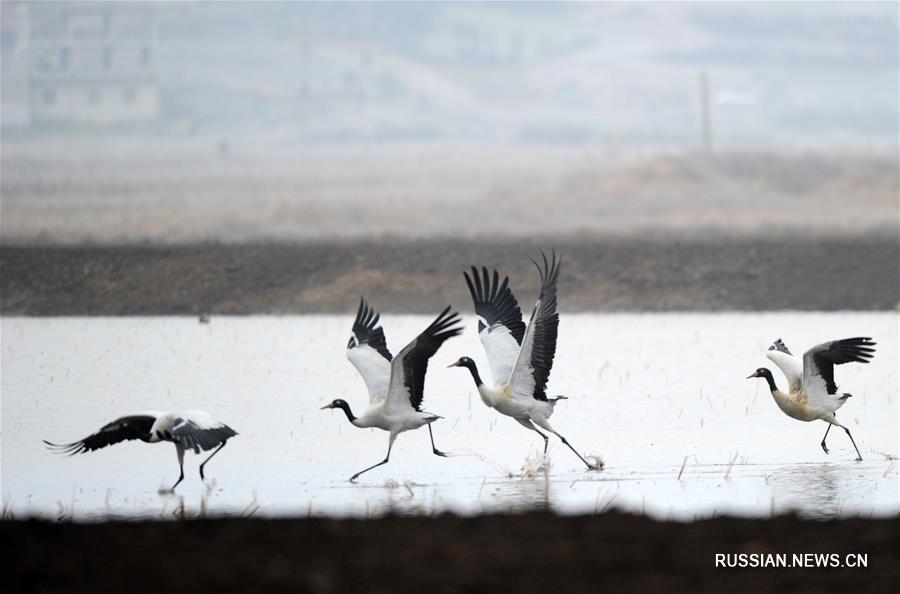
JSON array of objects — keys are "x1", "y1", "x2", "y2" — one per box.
[
  {"x1": 761, "y1": 370, "x2": 778, "y2": 393},
  {"x1": 463, "y1": 360, "x2": 484, "y2": 387},
  {"x1": 335, "y1": 401, "x2": 357, "y2": 423}
]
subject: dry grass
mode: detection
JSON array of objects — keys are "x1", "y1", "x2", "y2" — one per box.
[{"x1": 2, "y1": 149, "x2": 896, "y2": 244}]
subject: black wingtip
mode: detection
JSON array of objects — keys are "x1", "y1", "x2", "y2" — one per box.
[
  {"x1": 430, "y1": 306, "x2": 463, "y2": 339},
  {"x1": 547, "y1": 249, "x2": 561, "y2": 282},
  {"x1": 840, "y1": 337, "x2": 877, "y2": 353},
  {"x1": 531, "y1": 249, "x2": 562, "y2": 293},
  {"x1": 490, "y1": 269, "x2": 500, "y2": 302},
  {"x1": 463, "y1": 269, "x2": 477, "y2": 303},
  {"x1": 355, "y1": 297, "x2": 379, "y2": 327},
  {"x1": 44, "y1": 439, "x2": 84, "y2": 456},
  {"x1": 822, "y1": 337, "x2": 877, "y2": 366},
  {"x1": 350, "y1": 297, "x2": 392, "y2": 360},
  {"x1": 463, "y1": 264, "x2": 526, "y2": 343}
]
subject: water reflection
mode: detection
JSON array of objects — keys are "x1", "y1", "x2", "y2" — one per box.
[
  {"x1": 479, "y1": 474, "x2": 552, "y2": 514},
  {"x1": 767, "y1": 463, "x2": 858, "y2": 519}
]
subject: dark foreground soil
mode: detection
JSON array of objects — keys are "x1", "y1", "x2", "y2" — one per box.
[
  {"x1": 1, "y1": 236, "x2": 897, "y2": 315},
  {"x1": 2, "y1": 512, "x2": 898, "y2": 593}
]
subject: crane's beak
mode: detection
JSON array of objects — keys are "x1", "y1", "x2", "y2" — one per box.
[
  {"x1": 746, "y1": 372, "x2": 758, "y2": 379},
  {"x1": 320, "y1": 404, "x2": 332, "y2": 410},
  {"x1": 447, "y1": 361, "x2": 460, "y2": 368}
]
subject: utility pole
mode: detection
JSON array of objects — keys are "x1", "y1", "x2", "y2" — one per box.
[{"x1": 699, "y1": 71, "x2": 712, "y2": 153}]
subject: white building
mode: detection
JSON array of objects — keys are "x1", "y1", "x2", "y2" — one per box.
[{"x1": 19, "y1": 2, "x2": 160, "y2": 126}]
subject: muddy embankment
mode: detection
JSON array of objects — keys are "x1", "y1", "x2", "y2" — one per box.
[{"x1": 1, "y1": 236, "x2": 897, "y2": 315}]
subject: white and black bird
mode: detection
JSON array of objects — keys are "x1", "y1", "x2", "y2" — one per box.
[
  {"x1": 748, "y1": 337, "x2": 876, "y2": 461},
  {"x1": 449, "y1": 251, "x2": 598, "y2": 470},
  {"x1": 322, "y1": 300, "x2": 462, "y2": 482},
  {"x1": 45, "y1": 410, "x2": 237, "y2": 491}
]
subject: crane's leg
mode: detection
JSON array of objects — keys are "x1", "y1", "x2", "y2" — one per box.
[
  {"x1": 531, "y1": 416, "x2": 598, "y2": 470},
  {"x1": 427, "y1": 424, "x2": 447, "y2": 457},
  {"x1": 171, "y1": 445, "x2": 186, "y2": 491},
  {"x1": 839, "y1": 424, "x2": 863, "y2": 461},
  {"x1": 553, "y1": 432, "x2": 597, "y2": 470},
  {"x1": 199, "y1": 440, "x2": 228, "y2": 480},
  {"x1": 515, "y1": 418, "x2": 549, "y2": 454},
  {"x1": 820, "y1": 424, "x2": 832, "y2": 454},
  {"x1": 350, "y1": 433, "x2": 396, "y2": 482},
  {"x1": 532, "y1": 418, "x2": 596, "y2": 470}
]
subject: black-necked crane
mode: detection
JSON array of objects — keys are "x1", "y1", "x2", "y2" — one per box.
[
  {"x1": 44, "y1": 410, "x2": 237, "y2": 491},
  {"x1": 449, "y1": 251, "x2": 598, "y2": 471},
  {"x1": 322, "y1": 300, "x2": 462, "y2": 482},
  {"x1": 748, "y1": 337, "x2": 876, "y2": 461}
]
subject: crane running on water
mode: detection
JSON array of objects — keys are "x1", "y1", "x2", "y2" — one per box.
[
  {"x1": 322, "y1": 300, "x2": 462, "y2": 481},
  {"x1": 748, "y1": 337, "x2": 876, "y2": 461},
  {"x1": 44, "y1": 410, "x2": 237, "y2": 491},
  {"x1": 449, "y1": 251, "x2": 598, "y2": 471}
]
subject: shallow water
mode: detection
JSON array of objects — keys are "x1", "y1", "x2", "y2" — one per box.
[{"x1": 2, "y1": 313, "x2": 897, "y2": 521}]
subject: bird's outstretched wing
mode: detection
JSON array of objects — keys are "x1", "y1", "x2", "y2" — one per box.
[
  {"x1": 508, "y1": 251, "x2": 561, "y2": 402},
  {"x1": 346, "y1": 298, "x2": 393, "y2": 403},
  {"x1": 385, "y1": 307, "x2": 463, "y2": 414},
  {"x1": 44, "y1": 414, "x2": 159, "y2": 456},
  {"x1": 766, "y1": 338, "x2": 803, "y2": 393},
  {"x1": 802, "y1": 337, "x2": 876, "y2": 409},
  {"x1": 172, "y1": 411, "x2": 238, "y2": 454},
  {"x1": 463, "y1": 266, "x2": 525, "y2": 387}
]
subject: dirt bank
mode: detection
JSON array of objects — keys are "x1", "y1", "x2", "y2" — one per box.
[
  {"x1": 2, "y1": 512, "x2": 898, "y2": 593},
  {"x1": 1, "y1": 236, "x2": 897, "y2": 315}
]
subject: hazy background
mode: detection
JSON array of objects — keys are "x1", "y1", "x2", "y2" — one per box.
[{"x1": 1, "y1": 1, "x2": 897, "y2": 242}]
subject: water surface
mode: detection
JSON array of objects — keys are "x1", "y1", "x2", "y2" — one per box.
[{"x1": 2, "y1": 313, "x2": 896, "y2": 520}]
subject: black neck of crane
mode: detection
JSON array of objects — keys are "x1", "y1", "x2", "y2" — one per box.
[
  {"x1": 335, "y1": 400, "x2": 357, "y2": 423},
  {"x1": 462, "y1": 359, "x2": 483, "y2": 387}
]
